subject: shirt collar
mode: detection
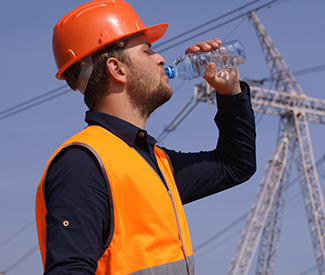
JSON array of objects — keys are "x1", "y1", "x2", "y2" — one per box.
[{"x1": 85, "y1": 110, "x2": 157, "y2": 147}]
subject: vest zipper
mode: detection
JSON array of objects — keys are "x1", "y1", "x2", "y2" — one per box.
[
  {"x1": 164, "y1": 181, "x2": 192, "y2": 275},
  {"x1": 148, "y1": 164, "x2": 192, "y2": 275},
  {"x1": 136, "y1": 149, "x2": 192, "y2": 275}
]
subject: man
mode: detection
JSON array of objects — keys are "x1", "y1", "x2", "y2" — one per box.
[{"x1": 36, "y1": 0, "x2": 256, "y2": 274}]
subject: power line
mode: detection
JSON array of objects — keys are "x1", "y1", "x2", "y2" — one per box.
[
  {"x1": 153, "y1": 0, "x2": 263, "y2": 50},
  {"x1": 222, "y1": 17, "x2": 247, "y2": 42},
  {"x1": 2, "y1": 1, "x2": 322, "y2": 274},
  {"x1": 3, "y1": 2, "x2": 268, "y2": 123},
  {"x1": 193, "y1": 153, "x2": 325, "y2": 257},
  {"x1": 0, "y1": 0, "x2": 290, "y2": 249},
  {"x1": 0, "y1": 0, "x2": 305, "y2": 122},
  {"x1": 195, "y1": 230, "x2": 242, "y2": 260},
  {"x1": 253, "y1": 0, "x2": 283, "y2": 12},
  {"x1": 0, "y1": 85, "x2": 67, "y2": 116},
  {"x1": 248, "y1": 64, "x2": 325, "y2": 85},
  {"x1": 156, "y1": 0, "x2": 282, "y2": 53},
  {"x1": 157, "y1": 13, "x2": 248, "y2": 53},
  {"x1": 193, "y1": 213, "x2": 248, "y2": 252},
  {"x1": 0, "y1": 219, "x2": 34, "y2": 249},
  {"x1": 1, "y1": 1, "x2": 322, "y2": 258},
  {"x1": 3, "y1": 245, "x2": 39, "y2": 274},
  {"x1": 0, "y1": 86, "x2": 71, "y2": 121},
  {"x1": 292, "y1": 64, "x2": 325, "y2": 77}
]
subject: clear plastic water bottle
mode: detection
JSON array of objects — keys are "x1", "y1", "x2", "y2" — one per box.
[{"x1": 164, "y1": 40, "x2": 246, "y2": 80}]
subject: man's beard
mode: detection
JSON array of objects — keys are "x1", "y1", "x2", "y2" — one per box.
[{"x1": 126, "y1": 65, "x2": 172, "y2": 119}]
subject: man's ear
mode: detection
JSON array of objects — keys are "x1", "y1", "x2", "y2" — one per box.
[{"x1": 106, "y1": 58, "x2": 127, "y2": 84}]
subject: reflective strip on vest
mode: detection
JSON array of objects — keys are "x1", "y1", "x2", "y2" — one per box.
[{"x1": 129, "y1": 256, "x2": 194, "y2": 275}]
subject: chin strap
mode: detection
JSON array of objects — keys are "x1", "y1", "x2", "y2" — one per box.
[{"x1": 76, "y1": 55, "x2": 93, "y2": 95}]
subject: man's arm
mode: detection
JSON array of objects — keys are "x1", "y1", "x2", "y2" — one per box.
[
  {"x1": 162, "y1": 38, "x2": 256, "y2": 204},
  {"x1": 44, "y1": 146, "x2": 109, "y2": 274},
  {"x1": 164, "y1": 81, "x2": 256, "y2": 204}
]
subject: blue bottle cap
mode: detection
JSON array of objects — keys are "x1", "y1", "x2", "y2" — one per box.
[{"x1": 164, "y1": 66, "x2": 175, "y2": 79}]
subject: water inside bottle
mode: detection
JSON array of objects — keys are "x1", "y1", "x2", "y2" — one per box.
[
  {"x1": 176, "y1": 53, "x2": 245, "y2": 80},
  {"x1": 214, "y1": 55, "x2": 246, "y2": 72},
  {"x1": 165, "y1": 40, "x2": 246, "y2": 80}
]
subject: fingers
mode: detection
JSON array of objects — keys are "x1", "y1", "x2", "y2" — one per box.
[
  {"x1": 184, "y1": 38, "x2": 241, "y2": 95},
  {"x1": 185, "y1": 38, "x2": 221, "y2": 55}
]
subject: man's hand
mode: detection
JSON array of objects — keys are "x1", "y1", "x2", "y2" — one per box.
[{"x1": 185, "y1": 38, "x2": 241, "y2": 95}]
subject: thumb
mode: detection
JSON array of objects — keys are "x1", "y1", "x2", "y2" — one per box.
[
  {"x1": 204, "y1": 62, "x2": 216, "y2": 79},
  {"x1": 203, "y1": 62, "x2": 222, "y2": 91}
]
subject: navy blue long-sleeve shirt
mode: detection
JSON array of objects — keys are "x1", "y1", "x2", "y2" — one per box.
[{"x1": 43, "y1": 82, "x2": 256, "y2": 274}]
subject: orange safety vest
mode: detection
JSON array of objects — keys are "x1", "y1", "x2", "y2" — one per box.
[{"x1": 36, "y1": 125, "x2": 194, "y2": 275}]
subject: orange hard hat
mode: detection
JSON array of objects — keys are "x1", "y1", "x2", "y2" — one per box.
[{"x1": 53, "y1": 0, "x2": 168, "y2": 80}]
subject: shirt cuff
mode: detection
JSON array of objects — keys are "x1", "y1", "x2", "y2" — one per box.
[{"x1": 216, "y1": 81, "x2": 252, "y2": 117}]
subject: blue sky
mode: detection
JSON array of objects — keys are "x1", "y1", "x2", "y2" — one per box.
[{"x1": 1, "y1": 0, "x2": 325, "y2": 274}]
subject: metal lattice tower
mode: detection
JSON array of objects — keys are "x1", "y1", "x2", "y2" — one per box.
[
  {"x1": 227, "y1": 11, "x2": 325, "y2": 275},
  {"x1": 157, "y1": 10, "x2": 325, "y2": 275}
]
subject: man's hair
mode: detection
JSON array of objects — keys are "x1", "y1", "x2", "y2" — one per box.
[{"x1": 64, "y1": 41, "x2": 132, "y2": 110}]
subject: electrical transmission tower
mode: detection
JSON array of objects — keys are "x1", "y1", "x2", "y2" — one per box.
[
  {"x1": 157, "y1": 10, "x2": 325, "y2": 275},
  {"x1": 227, "y1": 11, "x2": 325, "y2": 275}
]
